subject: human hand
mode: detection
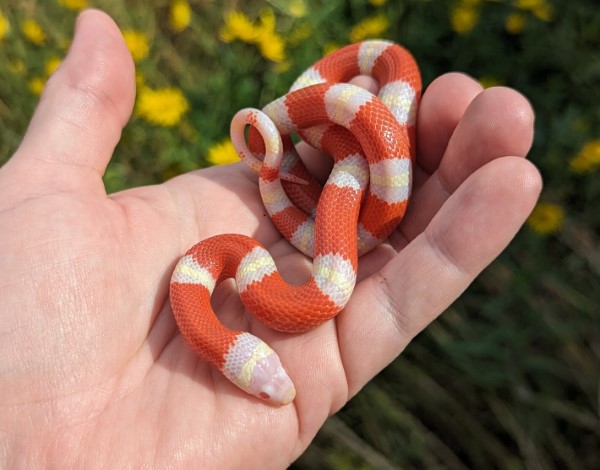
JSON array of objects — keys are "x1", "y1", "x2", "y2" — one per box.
[{"x1": 0, "y1": 10, "x2": 541, "y2": 468}]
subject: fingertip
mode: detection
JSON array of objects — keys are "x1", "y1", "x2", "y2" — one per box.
[
  {"x1": 505, "y1": 156, "x2": 543, "y2": 206},
  {"x1": 349, "y1": 75, "x2": 379, "y2": 94},
  {"x1": 56, "y1": 8, "x2": 136, "y2": 127},
  {"x1": 428, "y1": 71, "x2": 483, "y2": 94},
  {"x1": 431, "y1": 84, "x2": 536, "y2": 198},
  {"x1": 10, "y1": 9, "x2": 136, "y2": 193},
  {"x1": 434, "y1": 157, "x2": 542, "y2": 272},
  {"x1": 447, "y1": 86, "x2": 536, "y2": 176},
  {"x1": 475, "y1": 86, "x2": 535, "y2": 154},
  {"x1": 417, "y1": 73, "x2": 483, "y2": 171}
]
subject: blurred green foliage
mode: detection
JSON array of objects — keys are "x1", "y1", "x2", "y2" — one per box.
[{"x1": 1, "y1": 0, "x2": 598, "y2": 468}]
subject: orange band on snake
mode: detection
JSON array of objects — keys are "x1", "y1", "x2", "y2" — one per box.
[{"x1": 170, "y1": 40, "x2": 421, "y2": 406}]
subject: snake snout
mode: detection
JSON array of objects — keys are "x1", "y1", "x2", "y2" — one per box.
[{"x1": 250, "y1": 353, "x2": 296, "y2": 406}]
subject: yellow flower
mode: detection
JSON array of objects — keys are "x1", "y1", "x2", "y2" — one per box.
[
  {"x1": 136, "y1": 87, "x2": 189, "y2": 127},
  {"x1": 169, "y1": 0, "x2": 191, "y2": 32},
  {"x1": 450, "y1": 4, "x2": 479, "y2": 34},
  {"x1": 526, "y1": 203, "x2": 564, "y2": 235},
  {"x1": 570, "y1": 140, "x2": 600, "y2": 173},
  {"x1": 0, "y1": 10, "x2": 10, "y2": 40},
  {"x1": 207, "y1": 139, "x2": 240, "y2": 165},
  {"x1": 349, "y1": 14, "x2": 389, "y2": 43},
  {"x1": 288, "y1": 0, "x2": 307, "y2": 18},
  {"x1": 29, "y1": 76, "x2": 46, "y2": 95},
  {"x1": 122, "y1": 30, "x2": 149, "y2": 62},
  {"x1": 515, "y1": 0, "x2": 542, "y2": 10},
  {"x1": 256, "y1": 30, "x2": 286, "y2": 62},
  {"x1": 532, "y1": 3, "x2": 553, "y2": 21},
  {"x1": 258, "y1": 8, "x2": 276, "y2": 32},
  {"x1": 369, "y1": 0, "x2": 388, "y2": 5},
  {"x1": 45, "y1": 57, "x2": 62, "y2": 76},
  {"x1": 21, "y1": 19, "x2": 46, "y2": 45},
  {"x1": 515, "y1": 0, "x2": 553, "y2": 21},
  {"x1": 58, "y1": 0, "x2": 88, "y2": 11},
  {"x1": 505, "y1": 12, "x2": 526, "y2": 34},
  {"x1": 220, "y1": 11, "x2": 257, "y2": 43},
  {"x1": 220, "y1": 9, "x2": 286, "y2": 63},
  {"x1": 254, "y1": 9, "x2": 286, "y2": 62}
]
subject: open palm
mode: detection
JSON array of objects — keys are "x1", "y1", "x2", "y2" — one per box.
[{"x1": 0, "y1": 10, "x2": 541, "y2": 468}]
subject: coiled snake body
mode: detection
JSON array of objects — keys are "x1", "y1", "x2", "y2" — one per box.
[{"x1": 170, "y1": 40, "x2": 421, "y2": 405}]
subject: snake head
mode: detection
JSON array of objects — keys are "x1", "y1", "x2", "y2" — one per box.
[
  {"x1": 222, "y1": 332, "x2": 296, "y2": 406},
  {"x1": 247, "y1": 353, "x2": 296, "y2": 406}
]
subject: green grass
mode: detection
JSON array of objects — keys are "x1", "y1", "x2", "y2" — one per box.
[{"x1": 1, "y1": 0, "x2": 599, "y2": 467}]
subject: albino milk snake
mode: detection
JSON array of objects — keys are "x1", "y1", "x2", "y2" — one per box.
[{"x1": 170, "y1": 40, "x2": 421, "y2": 405}]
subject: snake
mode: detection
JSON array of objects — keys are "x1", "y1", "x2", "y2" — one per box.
[{"x1": 170, "y1": 40, "x2": 421, "y2": 406}]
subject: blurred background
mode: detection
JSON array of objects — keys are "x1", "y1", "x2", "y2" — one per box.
[{"x1": 0, "y1": 0, "x2": 598, "y2": 467}]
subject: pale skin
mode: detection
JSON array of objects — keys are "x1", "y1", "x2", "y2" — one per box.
[{"x1": 0, "y1": 10, "x2": 541, "y2": 469}]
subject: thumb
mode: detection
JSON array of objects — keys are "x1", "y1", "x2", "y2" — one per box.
[{"x1": 2, "y1": 9, "x2": 135, "y2": 197}]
